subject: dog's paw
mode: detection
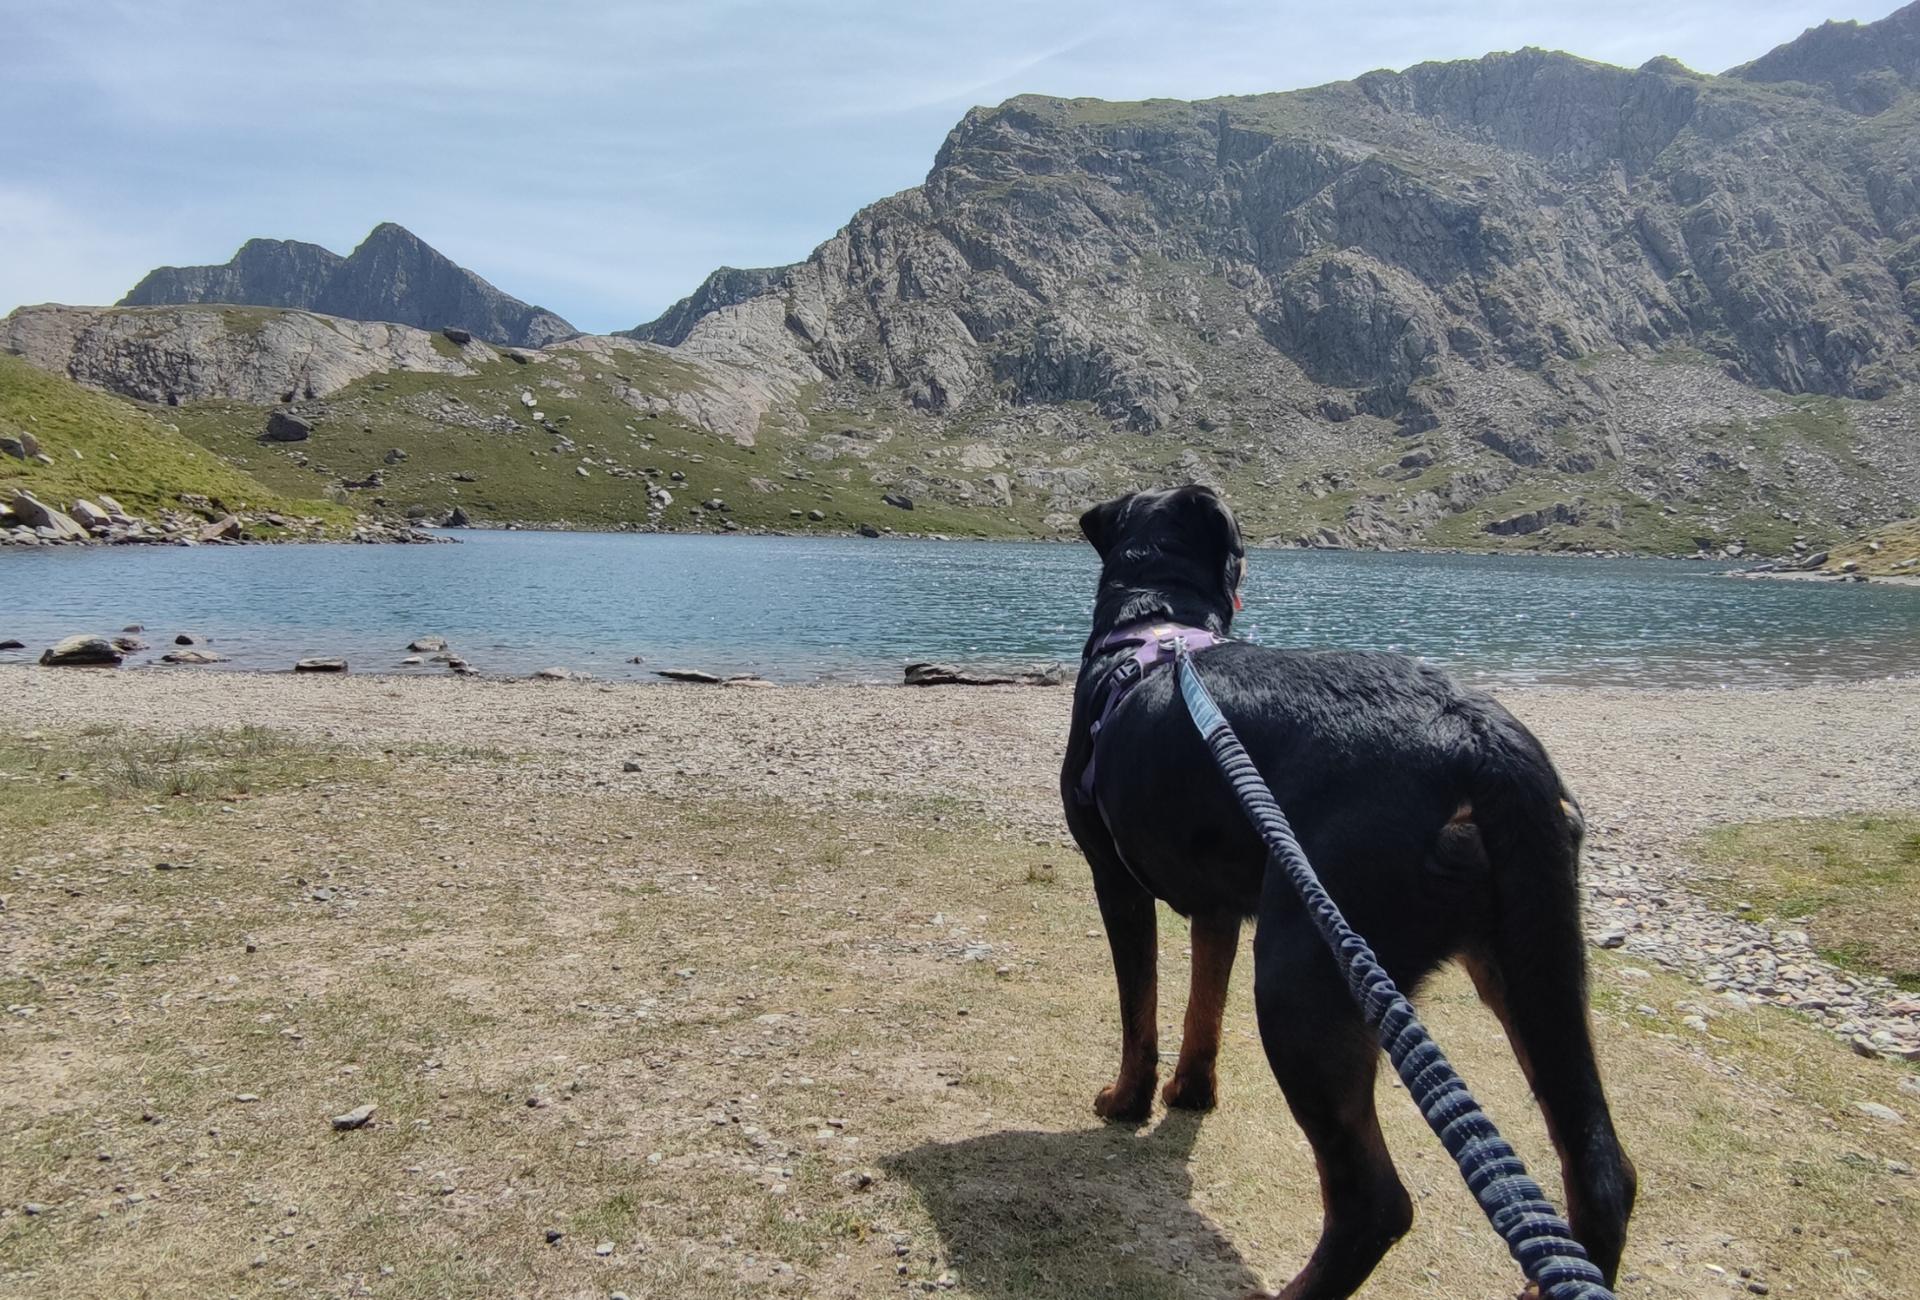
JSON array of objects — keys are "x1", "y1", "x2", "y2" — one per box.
[
  {"x1": 1514, "y1": 1285, "x2": 1542, "y2": 1300},
  {"x1": 1093, "y1": 1079, "x2": 1154, "y2": 1124},
  {"x1": 1161, "y1": 1069, "x2": 1217, "y2": 1112}
]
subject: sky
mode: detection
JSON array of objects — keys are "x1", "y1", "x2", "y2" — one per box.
[{"x1": 0, "y1": 0, "x2": 1885, "y2": 334}]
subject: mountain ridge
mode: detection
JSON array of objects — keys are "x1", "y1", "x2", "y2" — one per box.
[{"x1": 121, "y1": 223, "x2": 578, "y2": 350}]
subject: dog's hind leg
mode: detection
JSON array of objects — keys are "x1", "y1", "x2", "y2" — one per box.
[
  {"x1": 1090, "y1": 855, "x2": 1159, "y2": 1124},
  {"x1": 1251, "y1": 905, "x2": 1411, "y2": 1300},
  {"x1": 1466, "y1": 799, "x2": 1636, "y2": 1285},
  {"x1": 1163, "y1": 911, "x2": 1240, "y2": 1111}
]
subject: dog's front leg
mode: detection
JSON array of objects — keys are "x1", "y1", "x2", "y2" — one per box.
[{"x1": 1090, "y1": 861, "x2": 1158, "y2": 1123}]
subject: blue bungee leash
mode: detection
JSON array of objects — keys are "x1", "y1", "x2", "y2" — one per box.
[{"x1": 1171, "y1": 640, "x2": 1615, "y2": 1300}]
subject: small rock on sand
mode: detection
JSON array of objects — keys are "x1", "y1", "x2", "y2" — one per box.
[
  {"x1": 655, "y1": 669, "x2": 724, "y2": 684},
  {"x1": 294, "y1": 658, "x2": 348, "y2": 673}
]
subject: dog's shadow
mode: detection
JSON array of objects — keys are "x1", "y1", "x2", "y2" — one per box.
[{"x1": 881, "y1": 1109, "x2": 1266, "y2": 1298}]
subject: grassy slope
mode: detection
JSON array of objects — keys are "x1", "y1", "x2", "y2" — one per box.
[
  {"x1": 167, "y1": 349, "x2": 1068, "y2": 539},
  {"x1": 1823, "y1": 518, "x2": 1920, "y2": 576},
  {"x1": 1, "y1": 723, "x2": 1916, "y2": 1299},
  {"x1": 1694, "y1": 814, "x2": 1920, "y2": 990},
  {"x1": 0, "y1": 354, "x2": 350, "y2": 529}
]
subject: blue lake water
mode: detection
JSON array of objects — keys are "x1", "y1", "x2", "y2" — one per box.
[{"x1": 3, "y1": 530, "x2": 1919, "y2": 687}]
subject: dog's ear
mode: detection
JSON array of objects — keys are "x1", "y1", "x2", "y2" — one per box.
[
  {"x1": 1179, "y1": 486, "x2": 1243, "y2": 559},
  {"x1": 1079, "y1": 495, "x2": 1132, "y2": 557}
]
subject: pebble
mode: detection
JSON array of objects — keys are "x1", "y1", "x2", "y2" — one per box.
[
  {"x1": 594, "y1": 1241, "x2": 615, "y2": 1257},
  {"x1": 1853, "y1": 1101, "x2": 1904, "y2": 1125},
  {"x1": 330, "y1": 1103, "x2": 377, "y2": 1131}
]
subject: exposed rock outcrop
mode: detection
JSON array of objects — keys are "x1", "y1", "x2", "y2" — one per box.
[{"x1": 0, "y1": 304, "x2": 480, "y2": 405}]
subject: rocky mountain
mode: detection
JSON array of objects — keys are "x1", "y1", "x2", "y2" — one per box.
[
  {"x1": 609, "y1": 2, "x2": 1920, "y2": 547},
  {"x1": 121, "y1": 223, "x2": 578, "y2": 349},
  {"x1": 9, "y1": 6, "x2": 1919, "y2": 553}
]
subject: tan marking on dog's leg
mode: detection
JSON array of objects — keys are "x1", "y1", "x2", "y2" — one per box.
[{"x1": 1162, "y1": 913, "x2": 1240, "y2": 1111}]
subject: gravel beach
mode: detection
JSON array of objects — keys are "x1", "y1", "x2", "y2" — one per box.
[{"x1": 8, "y1": 664, "x2": 1920, "y2": 1055}]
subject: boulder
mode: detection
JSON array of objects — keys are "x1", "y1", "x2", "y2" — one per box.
[
  {"x1": 443, "y1": 505, "x2": 471, "y2": 527},
  {"x1": 442, "y1": 327, "x2": 473, "y2": 345},
  {"x1": 856, "y1": 523, "x2": 881, "y2": 538},
  {"x1": 161, "y1": 649, "x2": 228, "y2": 664},
  {"x1": 408, "y1": 636, "x2": 448, "y2": 652},
  {"x1": 0, "y1": 435, "x2": 25, "y2": 460},
  {"x1": 264, "y1": 411, "x2": 313, "y2": 442},
  {"x1": 199, "y1": 514, "x2": 242, "y2": 542},
  {"x1": 10, "y1": 491, "x2": 89, "y2": 541},
  {"x1": 19, "y1": 431, "x2": 42, "y2": 458},
  {"x1": 882, "y1": 492, "x2": 914, "y2": 511},
  {"x1": 384, "y1": 448, "x2": 409, "y2": 464},
  {"x1": 69, "y1": 500, "x2": 112, "y2": 531},
  {"x1": 654, "y1": 668, "x2": 724, "y2": 684},
  {"x1": 904, "y1": 661, "x2": 1067, "y2": 687},
  {"x1": 294, "y1": 657, "x2": 348, "y2": 673},
  {"x1": 97, "y1": 493, "x2": 134, "y2": 522},
  {"x1": 39, "y1": 635, "x2": 123, "y2": 666},
  {"x1": 807, "y1": 509, "x2": 826, "y2": 521}
]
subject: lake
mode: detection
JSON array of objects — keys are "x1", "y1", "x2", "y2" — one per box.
[{"x1": 3, "y1": 530, "x2": 1919, "y2": 687}]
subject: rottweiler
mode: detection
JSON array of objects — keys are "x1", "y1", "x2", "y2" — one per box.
[{"x1": 1060, "y1": 485, "x2": 1634, "y2": 1299}]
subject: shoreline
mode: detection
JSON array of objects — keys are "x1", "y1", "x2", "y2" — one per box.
[{"x1": 7, "y1": 664, "x2": 1920, "y2": 1063}]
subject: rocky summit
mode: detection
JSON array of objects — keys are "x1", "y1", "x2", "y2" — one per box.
[{"x1": 121, "y1": 223, "x2": 577, "y2": 350}]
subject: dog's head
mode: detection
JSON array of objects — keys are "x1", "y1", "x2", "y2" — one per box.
[{"x1": 1078, "y1": 485, "x2": 1246, "y2": 637}]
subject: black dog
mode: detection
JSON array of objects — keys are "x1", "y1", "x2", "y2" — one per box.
[{"x1": 1060, "y1": 485, "x2": 1634, "y2": 1300}]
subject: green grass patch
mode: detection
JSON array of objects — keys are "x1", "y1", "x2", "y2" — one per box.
[
  {"x1": 0, "y1": 353, "x2": 351, "y2": 526},
  {"x1": 1693, "y1": 814, "x2": 1920, "y2": 989}
]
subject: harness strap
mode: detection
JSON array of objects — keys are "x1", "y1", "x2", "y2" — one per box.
[
  {"x1": 1076, "y1": 621, "x2": 1225, "y2": 805},
  {"x1": 1171, "y1": 641, "x2": 1615, "y2": 1300}
]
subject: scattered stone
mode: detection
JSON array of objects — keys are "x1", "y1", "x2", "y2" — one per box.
[
  {"x1": 111, "y1": 635, "x2": 146, "y2": 652},
  {"x1": 903, "y1": 662, "x2": 1065, "y2": 687},
  {"x1": 199, "y1": 514, "x2": 242, "y2": 542},
  {"x1": 408, "y1": 636, "x2": 448, "y2": 652},
  {"x1": 330, "y1": 1104, "x2": 377, "y2": 1131},
  {"x1": 294, "y1": 658, "x2": 348, "y2": 673},
  {"x1": 534, "y1": 667, "x2": 579, "y2": 681},
  {"x1": 807, "y1": 509, "x2": 826, "y2": 521},
  {"x1": 594, "y1": 1242, "x2": 614, "y2": 1257},
  {"x1": 654, "y1": 668, "x2": 724, "y2": 684},
  {"x1": 69, "y1": 499, "x2": 112, "y2": 531},
  {"x1": 10, "y1": 491, "x2": 89, "y2": 541},
  {"x1": 263, "y1": 411, "x2": 312, "y2": 442},
  {"x1": 383, "y1": 448, "x2": 409, "y2": 465},
  {"x1": 161, "y1": 645, "x2": 226, "y2": 664},
  {"x1": 443, "y1": 505, "x2": 471, "y2": 528},
  {"x1": 856, "y1": 523, "x2": 881, "y2": 538},
  {"x1": 234, "y1": 1093, "x2": 261, "y2": 1104},
  {"x1": 544, "y1": 1228, "x2": 564, "y2": 1245},
  {"x1": 0, "y1": 639, "x2": 25, "y2": 651},
  {"x1": 442, "y1": 327, "x2": 473, "y2": 345},
  {"x1": 38, "y1": 635, "x2": 122, "y2": 667},
  {"x1": 1853, "y1": 1101, "x2": 1904, "y2": 1125},
  {"x1": 174, "y1": 633, "x2": 205, "y2": 646},
  {"x1": 622, "y1": 759, "x2": 643, "y2": 772},
  {"x1": 882, "y1": 492, "x2": 914, "y2": 510},
  {"x1": 1595, "y1": 928, "x2": 1628, "y2": 949}
]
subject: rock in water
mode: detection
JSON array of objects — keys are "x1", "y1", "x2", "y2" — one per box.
[
  {"x1": 408, "y1": 636, "x2": 448, "y2": 652},
  {"x1": 40, "y1": 635, "x2": 123, "y2": 666},
  {"x1": 294, "y1": 657, "x2": 348, "y2": 673},
  {"x1": 0, "y1": 639, "x2": 26, "y2": 651},
  {"x1": 263, "y1": 411, "x2": 312, "y2": 442},
  {"x1": 161, "y1": 649, "x2": 228, "y2": 664}
]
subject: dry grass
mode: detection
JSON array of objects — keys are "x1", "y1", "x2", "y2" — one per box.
[
  {"x1": 1823, "y1": 519, "x2": 1920, "y2": 578},
  {"x1": 1, "y1": 730, "x2": 1916, "y2": 1299},
  {"x1": 1693, "y1": 814, "x2": 1920, "y2": 990}
]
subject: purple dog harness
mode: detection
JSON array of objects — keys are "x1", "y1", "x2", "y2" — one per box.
[{"x1": 1075, "y1": 619, "x2": 1227, "y2": 805}]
